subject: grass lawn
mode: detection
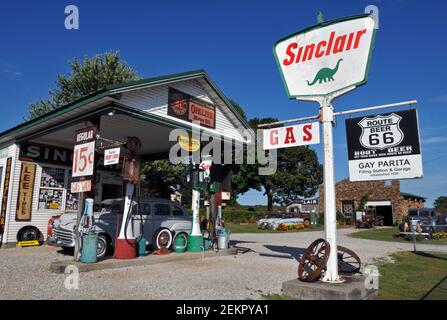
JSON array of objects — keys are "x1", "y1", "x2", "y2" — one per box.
[
  {"x1": 225, "y1": 223, "x2": 323, "y2": 234},
  {"x1": 261, "y1": 251, "x2": 447, "y2": 300},
  {"x1": 349, "y1": 227, "x2": 447, "y2": 245},
  {"x1": 377, "y1": 251, "x2": 447, "y2": 300}
]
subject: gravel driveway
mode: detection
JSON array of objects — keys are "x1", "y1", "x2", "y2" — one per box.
[{"x1": 0, "y1": 227, "x2": 445, "y2": 300}]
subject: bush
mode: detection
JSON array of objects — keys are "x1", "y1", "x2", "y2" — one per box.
[
  {"x1": 432, "y1": 232, "x2": 447, "y2": 240},
  {"x1": 222, "y1": 210, "x2": 267, "y2": 224}
]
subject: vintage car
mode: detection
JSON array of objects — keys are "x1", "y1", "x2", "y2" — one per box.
[
  {"x1": 48, "y1": 198, "x2": 192, "y2": 257},
  {"x1": 257, "y1": 213, "x2": 304, "y2": 230},
  {"x1": 405, "y1": 208, "x2": 447, "y2": 236}
]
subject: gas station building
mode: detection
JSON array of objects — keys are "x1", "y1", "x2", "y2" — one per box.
[{"x1": 0, "y1": 70, "x2": 251, "y2": 248}]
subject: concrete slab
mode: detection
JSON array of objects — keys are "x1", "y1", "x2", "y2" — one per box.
[
  {"x1": 282, "y1": 274, "x2": 378, "y2": 300},
  {"x1": 50, "y1": 248, "x2": 238, "y2": 274}
]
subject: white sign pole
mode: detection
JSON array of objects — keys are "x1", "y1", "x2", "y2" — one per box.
[{"x1": 300, "y1": 86, "x2": 355, "y2": 283}]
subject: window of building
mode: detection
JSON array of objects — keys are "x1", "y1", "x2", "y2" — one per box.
[
  {"x1": 38, "y1": 167, "x2": 66, "y2": 211},
  {"x1": 65, "y1": 170, "x2": 79, "y2": 212},
  {"x1": 341, "y1": 200, "x2": 355, "y2": 217}
]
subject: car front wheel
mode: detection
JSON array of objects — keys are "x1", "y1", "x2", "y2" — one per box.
[
  {"x1": 153, "y1": 228, "x2": 173, "y2": 250},
  {"x1": 96, "y1": 234, "x2": 110, "y2": 258}
]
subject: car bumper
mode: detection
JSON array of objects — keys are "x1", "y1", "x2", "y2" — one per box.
[{"x1": 49, "y1": 227, "x2": 76, "y2": 247}]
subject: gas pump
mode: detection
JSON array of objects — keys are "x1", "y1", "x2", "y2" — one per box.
[
  {"x1": 114, "y1": 137, "x2": 141, "y2": 260},
  {"x1": 186, "y1": 162, "x2": 205, "y2": 252}
]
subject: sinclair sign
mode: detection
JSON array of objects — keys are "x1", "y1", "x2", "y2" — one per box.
[{"x1": 273, "y1": 14, "x2": 376, "y2": 98}]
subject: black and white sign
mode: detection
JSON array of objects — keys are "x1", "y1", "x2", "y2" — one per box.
[{"x1": 345, "y1": 109, "x2": 423, "y2": 181}]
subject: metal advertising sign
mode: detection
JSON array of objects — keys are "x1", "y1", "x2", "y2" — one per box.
[
  {"x1": 273, "y1": 14, "x2": 376, "y2": 98},
  {"x1": 0, "y1": 158, "x2": 12, "y2": 234},
  {"x1": 263, "y1": 122, "x2": 320, "y2": 150},
  {"x1": 178, "y1": 135, "x2": 200, "y2": 152},
  {"x1": 168, "y1": 87, "x2": 216, "y2": 129},
  {"x1": 72, "y1": 141, "x2": 95, "y2": 178},
  {"x1": 345, "y1": 109, "x2": 423, "y2": 181},
  {"x1": 16, "y1": 163, "x2": 36, "y2": 222},
  {"x1": 70, "y1": 180, "x2": 92, "y2": 193},
  {"x1": 104, "y1": 147, "x2": 121, "y2": 166}
]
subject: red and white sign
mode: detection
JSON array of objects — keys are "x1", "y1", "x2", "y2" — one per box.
[
  {"x1": 273, "y1": 15, "x2": 376, "y2": 98},
  {"x1": 71, "y1": 180, "x2": 92, "y2": 193},
  {"x1": 263, "y1": 122, "x2": 320, "y2": 150},
  {"x1": 72, "y1": 141, "x2": 95, "y2": 177},
  {"x1": 104, "y1": 147, "x2": 120, "y2": 166}
]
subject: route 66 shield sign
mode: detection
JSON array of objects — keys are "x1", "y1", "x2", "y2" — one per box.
[{"x1": 359, "y1": 113, "x2": 404, "y2": 150}]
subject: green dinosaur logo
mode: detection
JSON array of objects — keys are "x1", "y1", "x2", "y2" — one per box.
[{"x1": 306, "y1": 59, "x2": 343, "y2": 86}]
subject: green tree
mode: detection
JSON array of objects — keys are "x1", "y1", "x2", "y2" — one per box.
[
  {"x1": 272, "y1": 146, "x2": 323, "y2": 205},
  {"x1": 228, "y1": 99, "x2": 247, "y2": 121},
  {"x1": 434, "y1": 196, "x2": 447, "y2": 213},
  {"x1": 28, "y1": 51, "x2": 139, "y2": 119},
  {"x1": 140, "y1": 160, "x2": 186, "y2": 200},
  {"x1": 231, "y1": 117, "x2": 323, "y2": 211}
]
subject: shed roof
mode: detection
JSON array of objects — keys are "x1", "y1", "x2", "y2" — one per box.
[
  {"x1": 0, "y1": 69, "x2": 251, "y2": 144},
  {"x1": 400, "y1": 192, "x2": 426, "y2": 201}
]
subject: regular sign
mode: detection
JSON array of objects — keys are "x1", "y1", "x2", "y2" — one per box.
[
  {"x1": 345, "y1": 109, "x2": 423, "y2": 182},
  {"x1": 72, "y1": 141, "x2": 95, "y2": 178},
  {"x1": 273, "y1": 14, "x2": 376, "y2": 98},
  {"x1": 263, "y1": 122, "x2": 320, "y2": 150}
]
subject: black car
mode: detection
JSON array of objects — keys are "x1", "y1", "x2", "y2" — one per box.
[{"x1": 407, "y1": 208, "x2": 447, "y2": 235}]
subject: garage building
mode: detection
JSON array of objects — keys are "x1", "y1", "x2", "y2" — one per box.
[{"x1": 319, "y1": 179, "x2": 426, "y2": 225}]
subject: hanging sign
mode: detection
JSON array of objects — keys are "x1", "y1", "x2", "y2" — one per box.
[
  {"x1": 104, "y1": 147, "x2": 121, "y2": 166},
  {"x1": 72, "y1": 141, "x2": 95, "y2": 178},
  {"x1": 0, "y1": 158, "x2": 12, "y2": 234},
  {"x1": 75, "y1": 126, "x2": 97, "y2": 144},
  {"x1": 70, "y1": 180, "x2": 92, "y2": 193},
  {"x1": 178, "y1": 135, "x2": 200, "y2": 152},
  {"x1": 16, "y1": 163, "x2": 36, "y2": 222},
  {"x1": 263, "y1": 122, "x2": 320, "y2": 150},
  {"x1": 273, "y1": 14, "x2": 376, "y2": 98},
  {"x1": 199, "y1": 159, "x2": 213, "y2": 181},
  {"x1": 345, "y1": 109, "x2": 423, "y2": 181}
]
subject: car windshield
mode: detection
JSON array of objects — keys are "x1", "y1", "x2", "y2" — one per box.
[
  {"x1": 408, "y1": 210, "x2": 418, "y2": 216},
  {"x1": 418, "y1": 211, "x2": 430, "y2": 217}
]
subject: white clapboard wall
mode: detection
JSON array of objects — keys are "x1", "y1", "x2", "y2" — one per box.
[{"x1": 118, "y1": 78, "x2": 247, "y2": 141}]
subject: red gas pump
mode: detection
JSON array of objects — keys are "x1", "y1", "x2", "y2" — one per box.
[{"x1": 114, "y1": 137, "x2": 141, "y2": 260}]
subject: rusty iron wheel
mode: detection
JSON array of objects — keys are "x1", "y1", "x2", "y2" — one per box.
[
  {"x1": 297, "y1": 238, "x2": 331, "y2": 282},
  {"x1": 337, "y1": 246, "x2": 361, "y2": 274}
]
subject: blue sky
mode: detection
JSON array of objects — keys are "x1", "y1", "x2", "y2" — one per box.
[{"x1": 0, "y1": 0, "x2": 446, "y2": 207}]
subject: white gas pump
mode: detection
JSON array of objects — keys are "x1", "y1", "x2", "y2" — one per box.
[{"x1": 186, "y1": 162, "x2": 205, "y2": 252}]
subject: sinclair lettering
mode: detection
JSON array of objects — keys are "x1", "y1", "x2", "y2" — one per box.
[
  {"x1": 282, "y1": 29, "x2": 367, "y2": 66},
  {"x1": 273, "y1": 14, "x2": 376, "y2": 98}
]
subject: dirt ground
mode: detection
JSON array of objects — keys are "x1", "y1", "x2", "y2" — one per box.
[{"x1": 0, "y1": 227, "x2": 445, "y2": 300}]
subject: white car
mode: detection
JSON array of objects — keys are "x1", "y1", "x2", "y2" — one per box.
[
  {"x1": 257, "y1": 213, "x2": 304, "y2": 230},
  {"x1": 48, "y1": 198, "x2": 192, "y2": 257}
]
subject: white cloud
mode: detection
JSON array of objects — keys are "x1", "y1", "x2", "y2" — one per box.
[
  {"x1": 1, "y1": 63, "x2": 23, "y2": 77},
  {"x1": 421, "y1": 136, "x2": 447, "y2": 145},
  {"x1": 430, "y1": 94, "x2": 447, "y2": 103}
]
